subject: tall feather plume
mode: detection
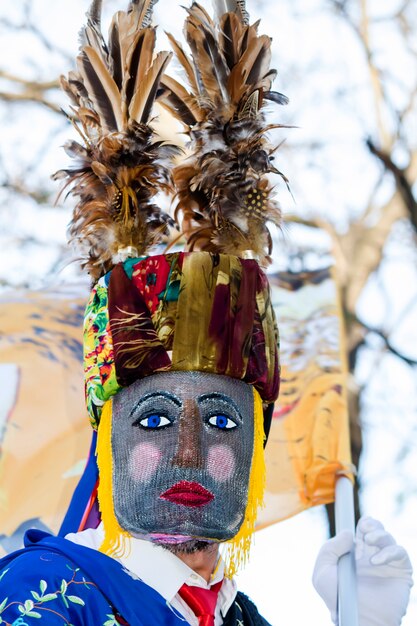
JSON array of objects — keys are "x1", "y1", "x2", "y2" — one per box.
[
  {"x1": 159, "y1": 1, "x2": 289, "y2": 265},
  {"x1": 212, "y1": 0, "x2": 249, "y2": 25},
  {"x1": 54, "y1": 0, "x2": 180, "y2": 281}
]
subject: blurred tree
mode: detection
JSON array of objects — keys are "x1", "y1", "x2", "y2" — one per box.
[
  {"x1": 279, "y1": 0, "x2": 417, "y2": 533},
  {"x1": 0, "y1": 0, "x2": 417, "y2": 537}
]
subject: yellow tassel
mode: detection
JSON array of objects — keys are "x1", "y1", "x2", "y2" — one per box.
[
  {"x1": 96, "y1": 399, "x2": 130, "y2": 558},
  {"x1": 223, "y1": 387, "x2": 266, "y2": 578}
]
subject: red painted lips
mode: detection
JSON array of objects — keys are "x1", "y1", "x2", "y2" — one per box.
[{"x1": 160, "y1": 481, "x2": 214, "y2": 507}]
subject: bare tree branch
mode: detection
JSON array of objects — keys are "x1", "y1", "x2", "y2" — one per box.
[
  {"x1": 366, "y1": 138, "x2": 417, "y2": 231},
  {"x1": 0, "y1": 91, "x2": 61, "y2": 113},
  {"x1": 0, "y1": 70, "x2": 59, "y2": 91},
  {"x1": 366, "y1": 327, "x2": 417, "y2": 366},
  {"x1": 347, "y1": 311, "x2": 417, "y2": 367},
  {"x1": 0, "y1": 69, "x2": 61, "y2": 113}
]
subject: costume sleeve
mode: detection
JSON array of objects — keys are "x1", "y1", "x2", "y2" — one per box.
[{"x1": 0, "y1": 550, "x2": 120, "y2": 626}]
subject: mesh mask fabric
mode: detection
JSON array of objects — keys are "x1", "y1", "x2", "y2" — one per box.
[{"x1": 110, "y1": 371, "x2": 255, "y2": 543}]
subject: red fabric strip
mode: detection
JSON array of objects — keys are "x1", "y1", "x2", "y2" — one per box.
[{"x1": 178, "y1": 580, "x2": 222, "y2": 626}]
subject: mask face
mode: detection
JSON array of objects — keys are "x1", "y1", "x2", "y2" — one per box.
[{"x1": 111, "y1": 371, "x2": 254, "y2": 542}]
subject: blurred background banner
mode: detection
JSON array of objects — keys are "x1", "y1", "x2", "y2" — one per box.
[
  {"x1": 0, "y1": 286, "x2": 89, "y2": 554},
  {"x1": 260, "y1": 267, "x2": 353, "y2": 528},
  {"x1": 0, "y1": 268, "x2": 352, "y2": 552}
]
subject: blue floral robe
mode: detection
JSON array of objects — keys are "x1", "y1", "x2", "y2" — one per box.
[{"x1": 0, "y1": 530, "x2": 188, "y2": 626}]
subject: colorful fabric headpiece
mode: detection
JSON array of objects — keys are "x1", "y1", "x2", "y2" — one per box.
[{"x1": 84, "y1": 251, "x2": 279, "y2": 428}]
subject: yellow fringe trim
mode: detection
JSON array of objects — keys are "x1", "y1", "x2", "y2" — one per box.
[
  {"x1": 223, "y1": 387, "x2": 266, "y2": 578},
  {"x1": 96, "y1": 399, "x2": 130, "y2": 558}
]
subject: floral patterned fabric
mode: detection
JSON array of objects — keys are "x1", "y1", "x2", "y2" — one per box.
[
  {"x1": 0, "y1": 555, "x2": 118, "y2": 625},
  {"x1": 84, "y1": 252, "x2": 279, "y2": 428},
  {"x1": 84, "y1": 275, "x2": 121, "y2": 425},
  {"x1": 0, "y1": 531, "x2": 189, "y2": 626}
]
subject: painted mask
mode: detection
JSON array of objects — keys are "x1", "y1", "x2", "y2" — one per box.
[{"x1": 111, "y1": 371, "x2": 255, "y2": 543}]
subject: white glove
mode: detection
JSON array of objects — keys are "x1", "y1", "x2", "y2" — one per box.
[{"x1": 312, "y1": 517, "x2": 413, "y2": 626}]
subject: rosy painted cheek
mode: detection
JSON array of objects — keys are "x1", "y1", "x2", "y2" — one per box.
[
  {"x1": 207, "y1": 444, "x2": 236, "y2": 482},
  {"x1": 129, "y1": 443, "x2": 162, "y2": 483}
]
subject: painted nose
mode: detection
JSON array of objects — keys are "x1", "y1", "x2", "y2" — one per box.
[{"x1": 172, "y1": 398, "x2": 204, "y2": 469}]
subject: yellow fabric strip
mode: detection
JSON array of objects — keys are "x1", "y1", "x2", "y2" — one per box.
[
  {"x1": 171, "y1": 252, "x2": 218, "y2": 372},
  {"x1": 96, "y1": 399, "x2": 130, "y2": 557},
  {"x1": 224, "y1": 386, "x2": 266, "y2": 578}
]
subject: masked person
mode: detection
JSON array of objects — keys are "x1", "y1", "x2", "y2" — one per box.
[{"x1": 0, "y1": 1, "x2": 412, "y2": 625}]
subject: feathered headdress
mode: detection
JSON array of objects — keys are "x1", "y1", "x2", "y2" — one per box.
[
  {"x1": 159, "y1": 0, "x2": 289, "y2": 265},
  {"x1": 54, "y1": 0, "x2": 180, "y2": 281},
  {"x1": 55, "y1": 0, "x2": 282, "y2": 577},
  {"x1": 53, "y1": 0, "x2": 283, "y2": 426}
]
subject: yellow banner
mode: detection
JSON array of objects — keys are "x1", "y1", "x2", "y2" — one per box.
[
  {"x1": 258, "y1": 268, "x2": 353, "y2": 528},
  {"x1": 0, "y1": 286, "x2": 89, "y2": 554}
]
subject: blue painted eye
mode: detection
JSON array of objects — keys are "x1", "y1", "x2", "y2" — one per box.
[
  {"x1": 139, "y1": 414, "x2": 171, "y2": 429},
  {"x1": 208, "y1": 414, "x2": 237, "y2": 430}
]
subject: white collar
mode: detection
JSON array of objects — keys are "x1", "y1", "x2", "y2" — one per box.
[
  {"x1": 66, "y1": 525, "x2": 228, "y2": 604},
  {"x1": 120, "y1": 533, "x2": 225, "y2": 602}
]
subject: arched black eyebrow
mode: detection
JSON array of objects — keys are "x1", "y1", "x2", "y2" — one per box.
[
  {"x1": 197, "y1": 392, "x2": 243, "y2": 420},
  {"x1": 129, "y1": 391, "x2": 182, "y2": 419}
]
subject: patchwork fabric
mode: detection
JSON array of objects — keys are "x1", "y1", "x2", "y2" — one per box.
[
  {"x1": 84, "y1": 276, "x2": 122, "y2": 425},
  {"x1": 84, "y1": 252, "x2": 279, "y2": 427}
]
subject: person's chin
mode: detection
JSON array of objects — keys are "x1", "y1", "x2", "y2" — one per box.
[
  {"x1": 128, "y1": 530, "x2": 219, "y2": 554},
  {"x1": 158, "y1": 538, "x2": 216, "y2": 555}
]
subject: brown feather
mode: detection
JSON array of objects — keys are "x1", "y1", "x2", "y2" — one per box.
[
  {"x1": 159, "y1": 76, "x2": 200, "y2": 126},
  {"x1": 108, "y1": 19, "x2": 123, "y2": 89},
  {"x1": 124, "y1": 28, "x2": 156, "y2": 107},
  {"x1": 186, "y1": 25, "x2": 227, "y2": 104},
  {"x1": 245, "y1": 36, "x2": 272, "y2": 85},
  {"x1": 129, "y1": 51, "x2": 171, "y2": 123},
  {"x1": 161, "y1": 1, "x2": 288, "y2": 265},
  {"x1": 56, "y1": 0, "x2": 178, "y2": 281},
  {"x1": 128, "y1": 0, "x2": 158, "y2": 28},
  {"x1": 165, "y1": 32, "x2": 199, "y2": 95},
  {"x1": 219, "y1": 13, "x2": 242, "y2": 70},
  {"x1": 78, "y1": 46, "x2": 123, "y2": 131}
]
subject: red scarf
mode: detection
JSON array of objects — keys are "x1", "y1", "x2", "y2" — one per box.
[{"x1": 178, "y1": 580, "x2": 223, "y2": 626}]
